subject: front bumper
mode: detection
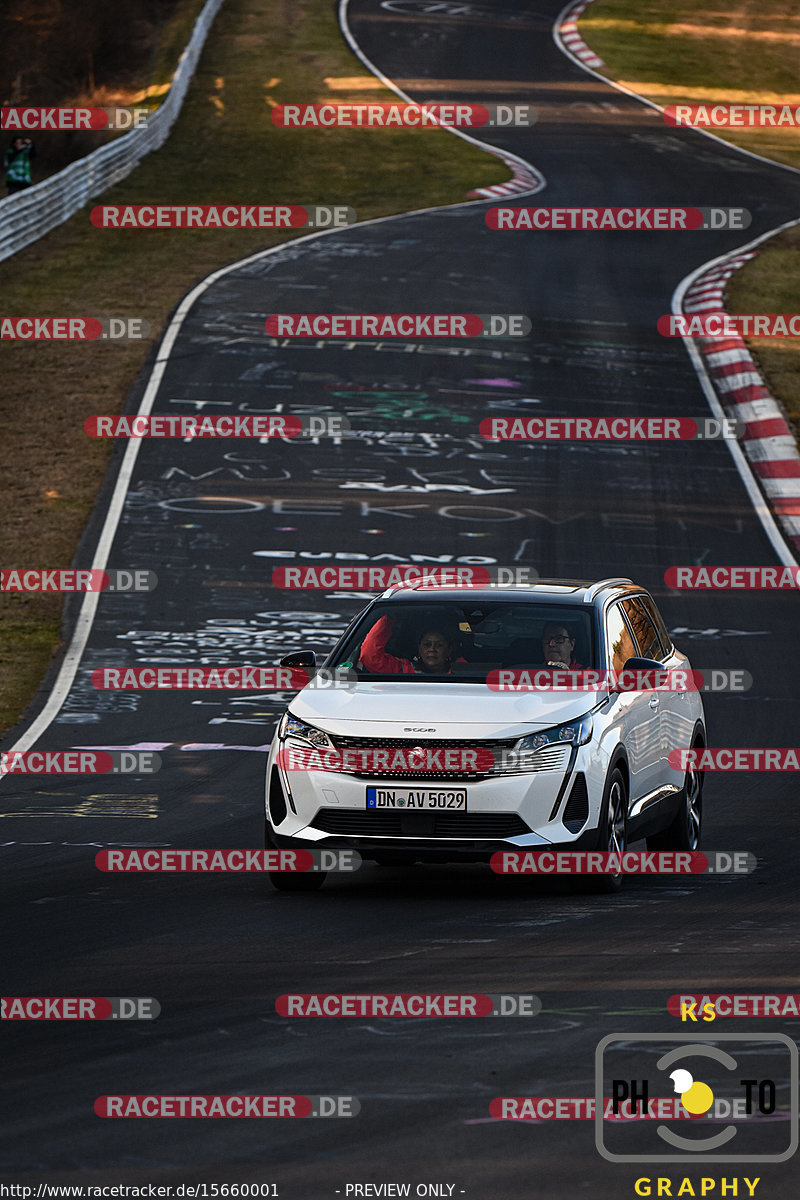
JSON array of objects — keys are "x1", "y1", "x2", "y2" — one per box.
[{"x1": 265, "y1": 737, "x2": 606, "y2": 860}]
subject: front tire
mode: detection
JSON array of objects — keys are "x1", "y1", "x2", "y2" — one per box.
[
  {"x1": 264, "y1": 819, "x2": 326, "y2": 891},
  {"x1": 647, "y1": 751, "x2": 703, "y2": 851},
  {"x1": 576, "y1": 766, "x2": 628, "y2": 894}
]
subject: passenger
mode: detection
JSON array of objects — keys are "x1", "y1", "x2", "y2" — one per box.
[
  {"x1": 360, "y1": 615, "x2": 462, "y2": 675},
  {"x1": 4, "y1": 136, "x2": 36, "y2": 194}
]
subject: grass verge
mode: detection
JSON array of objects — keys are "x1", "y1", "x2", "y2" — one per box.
[
  {"x1": 582, "y1": 1, "x2": 800, "y2": 440},
  {"x1": 726, "y1": 225, "x2": 800, "y2": 439},
  {"x1": 0, "y1": 0, "x2": 510, "y2": 736},
  {"x1": 581, "y1": 2, "x2": 800, "y2": 170}
]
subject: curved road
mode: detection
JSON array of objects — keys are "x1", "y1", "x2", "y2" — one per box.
[{"x1": 2, "y1": 0, "x2": 799, "y2": 1195}]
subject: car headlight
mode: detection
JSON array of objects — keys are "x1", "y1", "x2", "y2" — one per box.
[
  {"x1": 277, "y1": 713, "x2": 334, "y2": 749},
  {"x1": 514, "y1": 714, "x2": 593, "y2": 753}
]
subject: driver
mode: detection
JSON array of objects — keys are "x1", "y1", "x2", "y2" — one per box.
[
  {"x1": 541, "y1": 622, "x2": 583, "y2": 670},
  {"x1": 360, "y1": 614, "x2": 462, "y2": 675}
]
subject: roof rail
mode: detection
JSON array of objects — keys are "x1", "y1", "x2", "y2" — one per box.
[{"x1": 584, "y1": 577, "x2": 634, "y2": 601}]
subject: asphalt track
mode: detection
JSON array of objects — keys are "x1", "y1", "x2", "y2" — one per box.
[{"x1": 2, "y1": 0, "x2": 800, "y2": 1195}]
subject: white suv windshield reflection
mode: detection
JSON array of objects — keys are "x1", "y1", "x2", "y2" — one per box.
[{"x1": 332, "y1": 602, "x2": 595, "y2": 680}]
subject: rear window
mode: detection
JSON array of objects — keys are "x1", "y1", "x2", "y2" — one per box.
[
  {"x1": 637, "y1": 594, "x2": 673, "y2": 656},
  {"x1": 621, "y1": 597, "x2": 664, "y2": 662},
  {"x1": 606, "y1": 604, "x2": 638, "y2": 673}
]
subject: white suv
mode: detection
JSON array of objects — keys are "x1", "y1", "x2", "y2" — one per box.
[{"x1": 263, "y1": 579, "x2": 706, "y2": 889}]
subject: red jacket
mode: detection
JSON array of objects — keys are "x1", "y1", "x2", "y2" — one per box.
[
  {"x1": 360, "y1": 615, "x2": 417, "y2": 674},
  {"x1": 360, "y1": 615, "x2": 465, "y2": 675}
]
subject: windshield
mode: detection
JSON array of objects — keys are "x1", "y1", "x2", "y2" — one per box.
[{"x1": 329, "y1": 600, "x2": 596, "y2": 682}]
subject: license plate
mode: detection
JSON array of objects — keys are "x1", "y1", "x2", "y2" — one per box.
[{"x1": 366, "y1": 787, "x2": 467, "y2": 811}]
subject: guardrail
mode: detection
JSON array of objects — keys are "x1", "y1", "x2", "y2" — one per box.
[{"x1": 0, "y1": 0, "x2": 225, "y2": 265}]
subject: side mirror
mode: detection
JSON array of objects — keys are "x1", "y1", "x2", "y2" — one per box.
[
  {"x1": 621, "y1": 656, "x2": 664, "y2": 672},
  {"x1": 279, "y1": 650, "x2": 316, "y2": 669},
  {"x1": 611, "y1": 656, "x2": 666, "y2": 693}
]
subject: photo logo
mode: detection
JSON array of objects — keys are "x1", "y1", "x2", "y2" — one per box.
[
  {"x1": 669, "y1": 1068, "x2": 714, "y2": 1116},
  {"x1": 596, "y1": 1033, "x2": 798, "y2": 1162}
]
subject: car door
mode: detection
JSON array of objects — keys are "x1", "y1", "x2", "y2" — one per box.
[{"x1": 605, "y1": 600, "x2": 664, "y2": 808}]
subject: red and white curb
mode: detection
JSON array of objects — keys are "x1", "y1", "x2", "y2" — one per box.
[
  {"x1": 683, "y1": 255, "x2": 800, "y2": 553},
  {"x1": 467, "y1": 150, "x2": 545, "y2": 199},
  {"x1": 339, "y1": 2, "x2": 545, "y2": 203},
  {"x1": 558, "y1": 0, "x2": 605, "y2": 71}
]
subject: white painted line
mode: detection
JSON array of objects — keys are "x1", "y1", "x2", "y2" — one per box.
[{"x1": 0, "y1": 0, "x2": 550, "y2": 765}]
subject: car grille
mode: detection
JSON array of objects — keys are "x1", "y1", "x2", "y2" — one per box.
[
  {"x1": 326, "y1": 735, "x2": 569, "y2": 780},
  {"x1": 311, "y1": 807, "x2": 530, "y2": 839}
]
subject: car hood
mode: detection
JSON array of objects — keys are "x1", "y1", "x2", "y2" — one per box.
[{"x1": 289, "y1": 680, "x2": 603, "y2": 739}]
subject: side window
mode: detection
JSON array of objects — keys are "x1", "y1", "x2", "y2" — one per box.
[
  {"x1": 621, "y1": 598, "x2": 663, "y2": 661},
  {"x1": 606, "y1": 604, "x2": 638, "y2": 673},
  {"x1": 638, "y1": 594, "x2": 673, "y2": 657}
]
